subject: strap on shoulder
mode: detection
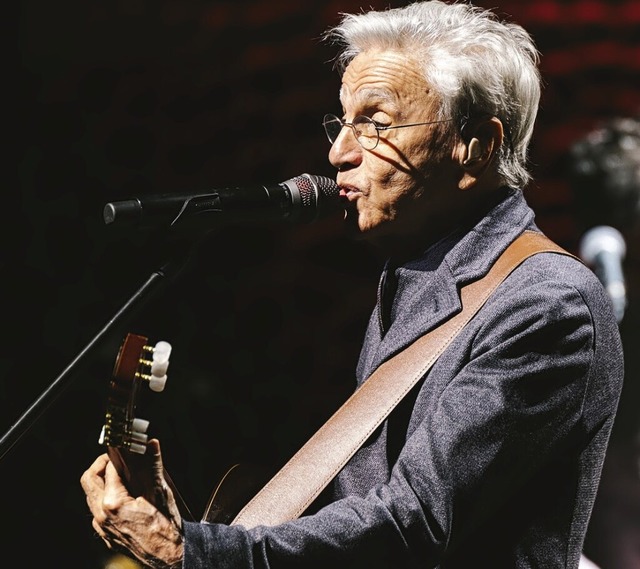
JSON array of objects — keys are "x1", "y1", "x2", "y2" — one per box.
[{"x1": 229, "y1": 230, "x2": 574, "y2": 528}]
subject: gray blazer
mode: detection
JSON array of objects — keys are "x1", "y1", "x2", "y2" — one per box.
[{"x1": 183, "y1": 188, "x2": 624, "y2": 568}]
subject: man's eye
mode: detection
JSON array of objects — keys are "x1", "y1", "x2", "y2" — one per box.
[{"x1": 369, "y1": 113, "x2": 392, "y2": 127}]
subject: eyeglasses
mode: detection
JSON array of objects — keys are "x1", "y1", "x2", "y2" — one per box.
[{"x1": 322, "y1": 113, "x2": 454, "y2": 150}]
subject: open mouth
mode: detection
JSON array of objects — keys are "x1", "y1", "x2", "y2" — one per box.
[{"x1": 339, "y1": 184, "x2": 362, "y2": 202}]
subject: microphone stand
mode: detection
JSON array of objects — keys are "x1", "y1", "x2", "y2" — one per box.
[{"x1": 0, "y1": 232, "x2": 196, "y2": 462}]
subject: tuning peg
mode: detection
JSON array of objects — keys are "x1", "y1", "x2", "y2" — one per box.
[
  {"x1": 129, "y1": 441, "x2": 147, "y2": 454},
  {"x1": 149, "y1": 374, "x2": 168, "y2": 392},
  {"x1": 153, "y1": 340, "x2": 171, "y2": 359},
  {"x1": 149, "y1": 340, "x2": 171, "y2": 391},
  {"x1": 132, "y1": 418, "x2": 149, "y2": 433},
  {"x1": 128, "y1": 417, "x2": 150, "y2": 454},
  {"x1": 151, "y1": 340, "x2": 171, "y2": 373},
  {"x1": 98, "y1": 425, "x2": 107, "y2": 445},
  {"x1": 130, "y1": 430, "x2": 148, "y2": 444}
]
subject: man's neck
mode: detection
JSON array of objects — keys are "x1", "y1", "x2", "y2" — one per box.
[{"x1": 378, "y1": 186, "x2": 512, "y2": 263}]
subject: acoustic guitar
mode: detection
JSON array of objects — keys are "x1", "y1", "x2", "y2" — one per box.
[{"x1": 98, "y1": 332, "x2": 268, "y2": 524}]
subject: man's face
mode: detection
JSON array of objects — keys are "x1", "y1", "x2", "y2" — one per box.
[{"x1": 329, "y1": 49, "x2": 462, "y2": 252}]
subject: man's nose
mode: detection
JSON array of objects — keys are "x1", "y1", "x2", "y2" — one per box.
[{"x1": 328, "y1": 126, "x2": 363, "y2": 169}]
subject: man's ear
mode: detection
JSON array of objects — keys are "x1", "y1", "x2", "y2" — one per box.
[
  {"x1": 463, "y1": 137, "x2": 482, "y2": 165},
  {"x1": 460, "y1": 117, "x2": 504, "y2": 170},
  {"x1": 458, "y1": 117, "x2": 504, "y2": 190}
]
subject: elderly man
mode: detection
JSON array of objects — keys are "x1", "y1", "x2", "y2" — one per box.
[{"x1": 81, "y1": 2, "x2": 623, "y2": 567}]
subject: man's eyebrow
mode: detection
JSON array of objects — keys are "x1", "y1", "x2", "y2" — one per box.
[{"x1": 339, "y1": 87, "x2": 399, "y2": 110}]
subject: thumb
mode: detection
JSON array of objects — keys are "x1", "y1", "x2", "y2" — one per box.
[
  {"x1": 146, "y1": 438, "x2": 166, "y2": 487},
  {"x1": 144, "y1": 439, "x2": 181, "y2": 524}
]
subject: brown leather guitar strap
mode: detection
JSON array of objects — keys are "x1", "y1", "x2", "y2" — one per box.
[{"x1": 231, "y1": 231, "x2": 574, "y2": 528}]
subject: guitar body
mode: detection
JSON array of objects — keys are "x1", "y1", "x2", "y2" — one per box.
[{"x1": 202, "y1": 462, "x2": 274, "y2": 525}]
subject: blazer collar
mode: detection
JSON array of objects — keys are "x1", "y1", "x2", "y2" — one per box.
[{"x1": 365, "y1": 187, "x2": 536, "y2": 375}]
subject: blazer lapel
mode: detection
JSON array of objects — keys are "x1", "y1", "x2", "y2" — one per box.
[{"x1": 359, "y1": 187, "x2": 536, "y2": 381}]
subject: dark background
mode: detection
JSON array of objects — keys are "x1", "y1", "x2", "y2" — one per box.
[{"x1": 3, "y1": 1, "x2": 638, "y2": 567}]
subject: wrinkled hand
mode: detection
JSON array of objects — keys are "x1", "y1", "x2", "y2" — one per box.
[{"x1": 80, "y1": 439, "x2": 184, "y2": 569}]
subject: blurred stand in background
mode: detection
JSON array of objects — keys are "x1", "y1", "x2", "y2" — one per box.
[{"x1": 569, "y1": 115, "x2": 640, "y2": 569}]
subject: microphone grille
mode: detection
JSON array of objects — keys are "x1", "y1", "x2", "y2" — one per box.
[
  {"x1": 293, "y1": 174, "x2": 318, "y2": 209},
  {"x1": 309, "y1": 174, "x2": 341, "y2": 200},
  {"x1": 290, "y1": 174, "x2": 341, "y2": 221}
]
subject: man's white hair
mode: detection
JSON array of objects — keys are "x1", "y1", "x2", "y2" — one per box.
[{"x1": 325, "y1": 0, "x2": 542, "y2": 188}]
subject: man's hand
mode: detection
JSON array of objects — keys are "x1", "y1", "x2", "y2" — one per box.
[{"x1": 80, "y1": 439, "x2": 184, "y2": 569}]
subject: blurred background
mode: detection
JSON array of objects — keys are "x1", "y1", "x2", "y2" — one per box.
[{"x1": 4, "y1": 1, "x2": 639, "y2": 567}]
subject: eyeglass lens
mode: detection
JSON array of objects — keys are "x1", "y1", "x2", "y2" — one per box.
[{"x1": 322, "y1": 114, "x2": 379, "y2": 150}]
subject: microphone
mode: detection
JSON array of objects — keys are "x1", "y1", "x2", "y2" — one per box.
[
  {"x1": 103, "y1": 173, "x2": 341, "y2": 232},
  {"x1": 579, "y1": 225, "x2": 627, "y2": 323}
]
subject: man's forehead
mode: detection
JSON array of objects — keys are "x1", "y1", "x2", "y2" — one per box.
[{"x1": 338, "y1": 50, "x2": 431, "y2": 109}]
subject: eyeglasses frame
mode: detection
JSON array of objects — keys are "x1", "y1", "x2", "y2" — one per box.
[{"x1": 322, "y1": 113, "x2": 455, "y2": 150}]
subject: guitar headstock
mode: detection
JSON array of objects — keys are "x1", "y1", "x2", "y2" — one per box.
[
  {"x1": 97, "y1": 332, "x2": 195, "y2": 520},
  {"x1": 98, "y1": 333, "x2": 172, "y2": 455}
]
